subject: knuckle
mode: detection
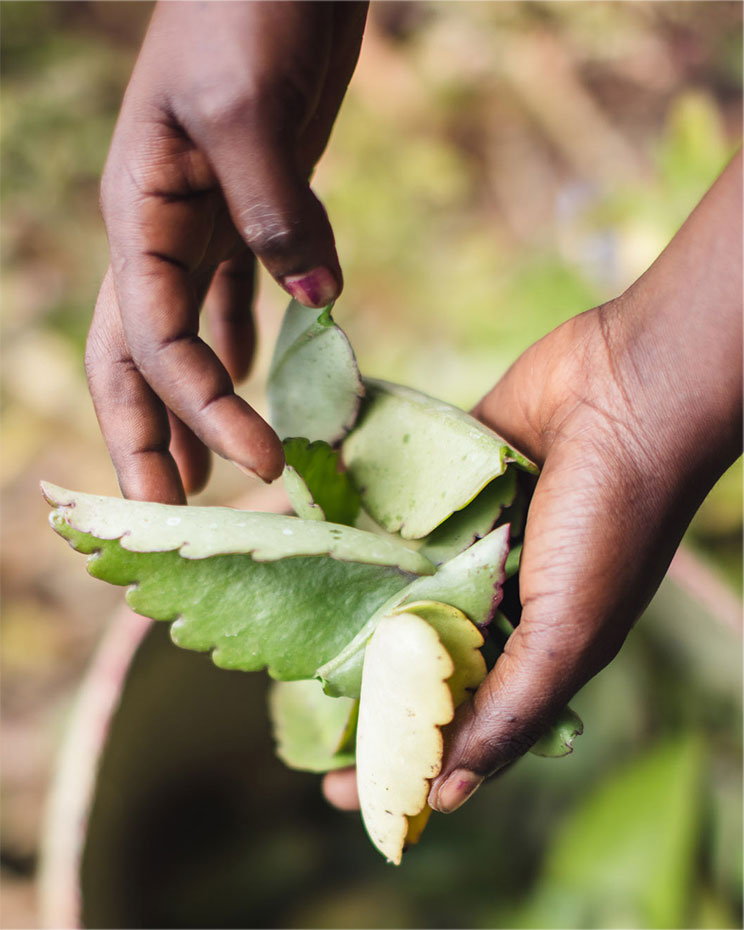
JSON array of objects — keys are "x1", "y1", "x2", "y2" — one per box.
[
  {"x1": 241, "y1": 213, "x2": 303, "y2": 258},
  {"x1": 191, "y1": 83, "x2": 260, "y2": 133}
]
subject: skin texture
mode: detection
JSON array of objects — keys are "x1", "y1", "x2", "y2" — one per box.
[
  {"x1": 87, "y1": 1, "x2": 368, "y2": 503},
  {"x1": 323, "y1": 152, "x2": 743, "y2": 814}
]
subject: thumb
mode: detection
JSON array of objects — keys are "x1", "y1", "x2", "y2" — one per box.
[{"x1": 428, "y1": 425, "x2": 676, "y2": 813}]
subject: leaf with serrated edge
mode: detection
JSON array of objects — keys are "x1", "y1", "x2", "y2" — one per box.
[
  {"x1": 269, "y1": 679, "x2": 356, "y2": 772},
  {"x1": 42, "y1": 483, "x2": 432, "y2": 572},
  {"x1": 419, "y1": 470, "x2": 516, "y2": 565},
  {"x1": 531, "y1": 706, "x2": 584, "y2": 757},
  {"x1": 268, "y1": 301, "x2": 364, "y2": 445},
  {"x1": 397, "y1": 601, "x2": 486, "y2": 706},
  {"x1": 356, "y1": 612, "x2": 455, "y2": 864},
  {"x1": 319, "y1": 525, "x2": 509, "y2": 698},
  {"x1": 342, "y1": 379, "x2": 537, "y2": 539},
  {"x1": 42, "y1": 483, "x2": 434, "y2": 680},
  {"x1": 283, "y1": 438, "x2": 361, "y2": 526},
  {"x1": 282, "y1": 466, "x2": 325, "y2": 521}
]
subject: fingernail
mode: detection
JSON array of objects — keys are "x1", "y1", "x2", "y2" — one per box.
[
  {"x1": 430, "y1": 769, "x2": 483, "y2": 814},
  {"x1": 283, "y1": 267, "x2": 339, "y2": 308}
]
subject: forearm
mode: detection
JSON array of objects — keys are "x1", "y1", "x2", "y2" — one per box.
[{"x1": 609, "y1": 151, "x2": 742, "y2": 476}]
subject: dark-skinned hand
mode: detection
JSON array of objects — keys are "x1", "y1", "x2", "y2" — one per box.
[
  {"x1": 86, "y1": 1, "x2": 367, "y2": 504},
  {"x1": 324, "y1": 153, "x2": 742, "y2": 815}
]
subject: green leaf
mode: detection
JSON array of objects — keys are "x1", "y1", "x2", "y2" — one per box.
[
  {"x1": 530, "y1": 706, "x2": 584, "y2": 757},
  {"x1": 42, "y1": 483, "x2": 434, "y2": 680},
  {"x1": 268, "y1": 300, "x2": 364, "y2": 445},
  {"x1": 419, "y1": 469, "x2": 517, "y2": 565},
  {"x1": 399, "y1": 600, "x2": 486, "y2": 707},
  {"x1": 282, "y1": 466, "x2": 325, "y2": 521},
  {"x1": 508, "y1": 737, "x2": 703, "y2": 929},
  {"x1": 283, "y1": 437, "x2": 361, "y2": 526},
  {"x1": 318, "y1": 525, "x2": 510, "y2": 697},
  {"x1": 342, "y1": 379, "x2": 537, "y2": 539},
  {"x1": 268, "y1": 679, "x2": 356, "y2": 773},
  {"x1": 42, "y1": 483, "x2": 431, "y2": 572}
]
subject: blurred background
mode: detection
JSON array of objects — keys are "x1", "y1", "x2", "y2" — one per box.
[{"x1": 1, "y1": 2, "x2": 741, "y2": 927}]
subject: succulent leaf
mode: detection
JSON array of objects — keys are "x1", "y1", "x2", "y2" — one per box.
[
  {"x1": 419, "y1": 469, "x2": 517, "y2": 565},
  {"x1": 531, "y1": 706, "x2": 585, "y2": 757},
  {"x1": 283, "y1": 437, "x2": 361, "y2": 526},
  {"x1": 268, "y1": 301, "x2": 364, "y2": 444},
  {"x1": 342, "y1": 379, "x2": 537, "y2": 539},
  {"x1": 282, "y1": 466, "x2": 326, "y2": 521},
  {"x1": 269, "y1": 679, "x2": 356, "y2": 772},
  {"x1": 356, "y1": 612, "x2": 455, "y2": 864},
  {"x1": 318, "y1": 525, "x2": 509, "y2": 698},
  {"x1": 42, "y1": 483, "x2": 434, "y2": 680}
]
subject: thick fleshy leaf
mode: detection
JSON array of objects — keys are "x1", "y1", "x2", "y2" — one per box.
[
  {"x1": 283, "y1": 438, "x2": 361, "y2": 526},
  {"x1": 42, "y1": 483, "x2": 434, "y2": 680},
  {"x1": 42, "y1": 483, "x2": 432, "y2": 572},
  {"x1": 268, "y1": 301, "x2": 364, "y2": 445},
  {"x1": 319, "y1": 525, "x2": 509, "y2": 698},
  {"x1": 356, "y1": 612, "x2": 455, "y2": 864},
  {"x1": 282, "y1": 467, "x2": 325, "y2": 521},
  {"x1": 530, "y1": 706, "x2": 584, "y2": 757},
  {"x1": 397, "y1": 601, "x2": 487, "y2": 706},
  {"x1": 269, "y1": 679, "x2": 356, "y2": 772},
  {"x1": 342, "y1": 379, "x2": 537, "y2": 539},
  {"x1": 419, "y1": 470, "x2": 517, "y2": 565}
]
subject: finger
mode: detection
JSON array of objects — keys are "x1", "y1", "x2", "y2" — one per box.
[
  {"x1": 174, "y1": 25, "x2": 343, "y2": 307},
  {"x1": 428, "y1": 426, "x2": 672, "y2": 815},
  {"x1": 298, "y1": 2, "x2": 368, "y2": 174},
  {"x1": 101, "y1": 163, "x2": 284, "y2": 483},
  {"x1": 322, "y1": 768, "x2": 360, "y2": 811},
  {"x1": 187, "y1": 115, "x2": 341, "y2": 309},
  {"x1": 167, "y1": 411, "x2": 211, "y2": 496},
  {"x1": 86, "y1": 269, "x2": 186, "y2": 504},
  {"x1": 204, "y1": 252, "x2": 257, "y2": 384},
  {"x1": 113, "y1": 243, "x2": 284, "y2": 482}
]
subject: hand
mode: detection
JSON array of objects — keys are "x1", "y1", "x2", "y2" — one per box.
[
  {"x1": 324, "y1": 152, "x2": 742, "y2": 814},
  {"x1": 86, "y1": 1, "x2": 368, "y2": 503}
]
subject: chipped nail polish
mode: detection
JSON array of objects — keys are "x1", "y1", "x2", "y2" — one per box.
[
  {"x1": 283, "y1": 267, "x2": 338, "y2": 308},
  {"x1": 431, "y1": 769, "x2": 484, "y2": 814}
]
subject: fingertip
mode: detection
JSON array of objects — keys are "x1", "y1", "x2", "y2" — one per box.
[
  {"x1": 322, "y1": 768, "x2": 360, "y2": 811},
  {"x1": 428, "y1": 769, "x2": 484, "y2": 815},
  {"x1": 282, "y1": 265, "x2": 341, "y2": 309},
  {"x1": 231, "y1": 421, "x2": 285, "y2": 484}
]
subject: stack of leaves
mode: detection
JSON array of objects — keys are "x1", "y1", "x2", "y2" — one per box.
[{"x1": 43, "y1": 301, "x2": 582, "y2": 864}]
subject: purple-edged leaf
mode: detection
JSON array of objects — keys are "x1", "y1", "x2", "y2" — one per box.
[
  {"x1": 319, "y1": 525, "x2": 510, "y2": 697},
  {"x1": 531, "y1": 706, "x2": 584, "y2": 757},
  {"x1": 419, "y1": 469, "x2": 517, "y2": 565},
  {"x1": 342, "y1": 379, "x2": 537, "y2": 539},
  {"x1": 42, "y1": 483, "x2": 434, "y2": 681},
  {"x1": 268, "y1": 301, "x2": 364, "y2": 445}
]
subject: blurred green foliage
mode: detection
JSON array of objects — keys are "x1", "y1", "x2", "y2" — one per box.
[{"x1": 1, "y1": 2, "x2": 741, "y2": 928}]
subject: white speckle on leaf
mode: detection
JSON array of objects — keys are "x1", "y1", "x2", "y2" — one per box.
[
  {"x1": 282, "y1": 528, "x2": 293, "y2": 536},
  {"x1": 166, "y1": 516, "x2": 181, "y2": 526}
]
